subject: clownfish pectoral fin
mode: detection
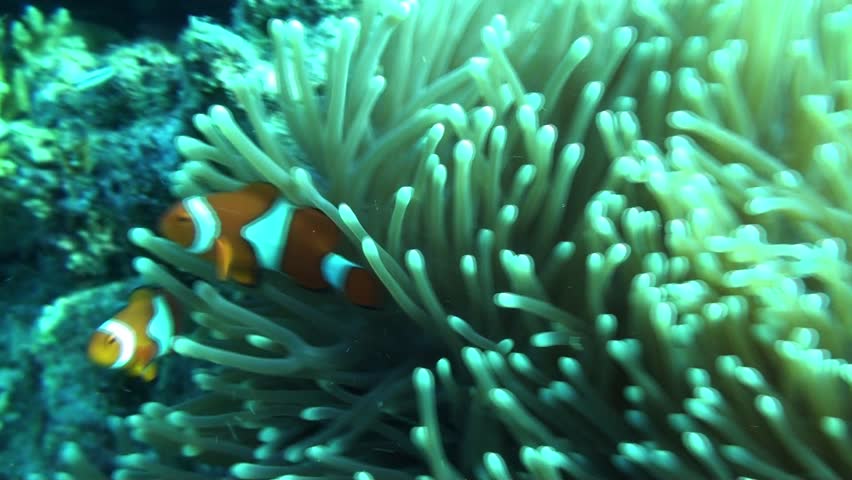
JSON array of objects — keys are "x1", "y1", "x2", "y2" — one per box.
[
  {"x1": 229, "y1": 267, "x2": 258, "y2": 286},
  {"x1": 130, "y1": 341, "x2": 158, "y2": 381},
  {"x1": 139, "y1": 362, "x2": 158, "y2": 382},
  {"x1": 127, "y1": 358, "x2": 157, "y2": 381},
  {"x1": 214, "y1": 237, "x2": 235, "y2": 281},
  {"x1": 136, "y1": 342, "x2": 158, "y2": 367}
]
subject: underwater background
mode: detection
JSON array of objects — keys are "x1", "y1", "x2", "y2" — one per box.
[{"x1": 0, "y1": 0, "x2": 850, "y2": 478}]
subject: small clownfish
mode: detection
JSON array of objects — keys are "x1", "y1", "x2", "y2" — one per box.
[
  {"x1": 158, "y1": 182, "x2": 384, "y2": 308},
  {"x1": 88, "y1": 288, "x2": 181, "y2": 381}
]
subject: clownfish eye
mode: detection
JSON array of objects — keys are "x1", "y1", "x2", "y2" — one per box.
[
  {"x1": 106, "y1": 335, "x2": 117, "y2": 345},
  {"x1": 176, "y1": 215, "x2": 192, "y2": 223}
]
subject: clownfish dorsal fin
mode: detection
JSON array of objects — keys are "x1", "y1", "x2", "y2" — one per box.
[
  {"x1": 242, "y1": 182, "x2": 280, "y2": 201},
  {"x1": 128, "y1": 287, "x2": 155, "y2": 304},
  {"x1": 214, "y1": 237, "x2": 234, "y2": 281}
]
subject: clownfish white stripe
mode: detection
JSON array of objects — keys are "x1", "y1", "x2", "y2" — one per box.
[
  {"x1": 147, "y1": 295, "x2": 175, "y2": 356},
  {"x1": 241, "y1": 198, "x2": 295, "y2": 271},
  {"x1": 97, "y1": 319, "x2": 136, "y2": 369},
  {"x1": 184, "y1": 196, "x2": 220, "y2": 254},
  {"x1": 320, "y1": 253, "x2": 357, "y2": 292}
]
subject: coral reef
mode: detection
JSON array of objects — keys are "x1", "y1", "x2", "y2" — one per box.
[
  {"x1": 94, "y1": 0, "x2": 852, "y2": 479},
  {"x1": 16, "y1": 0, "x2": 231, "y2": 39},
  {"x1": 233, "y1": 0, "x2": 356, "y2": 34},
  {"x1": 178, "y1": 17, "x2": 266, "y2": 105},
  {"x1": 0, "y1": 5, "x2": 188, "y2": 283}
]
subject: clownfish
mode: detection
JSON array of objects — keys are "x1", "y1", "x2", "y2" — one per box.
[
  {"x1": 158, "y1": 182, "x2": 384, "y2": 308},
  {"x1": 87, "y1": 288, "x2": 181, "y2": 381}
]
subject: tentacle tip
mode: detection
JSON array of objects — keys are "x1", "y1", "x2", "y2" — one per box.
[
  {"x1": 192, "y1": 281, "x2": 217, "y2": 299},
  {"x1": 170, "y1": 336, "x2": 193, "y2": 355},
  {"x1": 127, "y1": 227, "x2": 153, "y2": 245},
  {"x1": 131, "y1": 256, "x2": 156, "y2": 274}
]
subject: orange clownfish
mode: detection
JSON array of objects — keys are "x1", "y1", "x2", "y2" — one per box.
[
  {"x1": 87, "y1": 288, "x2": 181, "y2": 381},
  {"x1": 158, "y1": 182, "x2": 384, "y2": 308}
]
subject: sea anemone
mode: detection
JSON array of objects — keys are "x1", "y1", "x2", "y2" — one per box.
[{"x1": 63, "y1": 0, "x2": 852, "y2": 478}]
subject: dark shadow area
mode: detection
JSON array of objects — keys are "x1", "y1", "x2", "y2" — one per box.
[{"x1": 0, "y1": 0, "x2": 233, "y2": 40}]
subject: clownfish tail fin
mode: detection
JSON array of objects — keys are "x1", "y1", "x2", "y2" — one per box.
[
  {"x1": 320, "y1": 253, "x2": 384, "y2": 308},
  {"x1": 343, "y1": 266, "x2": 384, "y2": 308}
]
